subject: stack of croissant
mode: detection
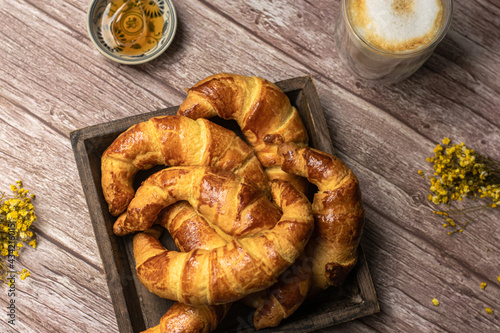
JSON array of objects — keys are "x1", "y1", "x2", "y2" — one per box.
[{"x1": 101, "y1": 73, "x2": 364, "y2": 332}]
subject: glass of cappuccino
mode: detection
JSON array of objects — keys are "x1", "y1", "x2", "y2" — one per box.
[{"x1": 334, "y1": 0, "x2": 453, "y2": 84}]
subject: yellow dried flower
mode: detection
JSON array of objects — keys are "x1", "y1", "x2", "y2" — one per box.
[
  {"x1": 432, "y1": 298, "x2": 440, "y2": 306},
  {"x1": 20, "y1": 268, "x2": 30, "y2": 280},
  {"x1": 485, "y1": 308, "x2": 493, "y2": 314},
  {"x1": 480, "y1": 282, "x2": 487, "y2": 290},
  {"x1": 422, "y1": 138, "x2": 500, "y2": 234},
  {"x1": 7, "y1": 211, "x2": 18, "y2": 220},
  {"x1": 0, "y1": 181, "x2": 38, "y2": 284}
]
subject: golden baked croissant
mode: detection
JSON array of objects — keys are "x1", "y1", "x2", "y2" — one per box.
[
  {"x1": 242, "y1": 143, "x2": 364, "y2": 328},
  {"x1": 142, "y1": 302, "x2": 229, "y2": 333},
  {"x1": 278, "y1": 143, "x2": 364, "y2": 291},
  {"x1": 151, "y1": 201, "x2": 309, "y2": 331},
  {"x1": 130, "y1": 168, "x2": 313, "y2": 305},
  {"x1": 141, "y1": 203, "x2": 231, "y2": 333},
  {"x1": 101, "y1": 115, "x2": 268, "y2": 216},
  {"x1": 157, "y1": 202, "x2": 307, "y2": 331},
  {"x1": 177, "y1": 73, "x2": 309, "y2": 192},
  {"x1": 160, "y1": 202, "x2": 309, "y2": 331}
]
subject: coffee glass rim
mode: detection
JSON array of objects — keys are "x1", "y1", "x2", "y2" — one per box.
[{"x1": 342, "y1": 0, "x2": 454, "y2": 58}]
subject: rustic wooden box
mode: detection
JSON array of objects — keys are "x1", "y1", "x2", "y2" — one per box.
[{"x1": 70, "y1": 76, "x2": 379, "y2": 333}]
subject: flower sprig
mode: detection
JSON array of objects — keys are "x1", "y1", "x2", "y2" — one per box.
[
  {"x1": 0, "y1": 180, "x2": 37, "y2": 283},
  {"x1": 419, "y1": 138, "x2": 500, "y2": 234}
]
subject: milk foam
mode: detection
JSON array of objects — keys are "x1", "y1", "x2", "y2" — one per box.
[{"x1": 348, "y1": 0, "x2": 444, "y2": 53}]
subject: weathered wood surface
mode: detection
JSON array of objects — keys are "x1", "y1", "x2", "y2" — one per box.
[{"x1": 0, "y1": 0, "x2": 499, "y2": 332}]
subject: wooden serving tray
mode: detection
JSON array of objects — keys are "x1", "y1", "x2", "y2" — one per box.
[{"x1": 70, "y1": 76, "x2": 379, "y2": 333}]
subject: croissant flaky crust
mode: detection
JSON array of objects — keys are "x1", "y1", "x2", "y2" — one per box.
[
  {"x1": 101, "y1": 115, "x2": 268, "y2": 216},
  {"x1": 128, "y1": 167, "x2": 313, "y2": 305},
  {"x1": 278, "y1": 143, "x2": 365, "y2": 291},
  {"x1": 177, "y1": 73, "x2": 309, "y2": 192}
]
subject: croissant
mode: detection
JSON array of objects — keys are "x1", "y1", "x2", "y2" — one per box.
[
  {"x1": 142, "y1": 302, "x2": 230, "y2": 333},
  {"x1": 278, "y1": 143, "x2": 364, "y2": 291},
  {"x1": 141, "y1": 203, "x2": 231, "y2": 333},
  {"x1": 157, "y1": 201, "x2": 308, "y2": 331},
  {"x1": 177, "y1": 73, "x2": 309, "y2": 192},
  {"x1": 130, "y1": 168, "x2": 313, "y2": 305},
  {"x1": 150, "y1": 201, "x2": 309, "y2": 331},
  {"x1": 101, "y1": 115, "x2": 268, "y2": 216},
  {"x1": 161, "y1": 202, "x2": 310, "y2": 331}
]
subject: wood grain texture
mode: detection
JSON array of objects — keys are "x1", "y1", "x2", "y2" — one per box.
[{"x1": 0, "y1": 0, "x2": 499, "y2": 332}]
